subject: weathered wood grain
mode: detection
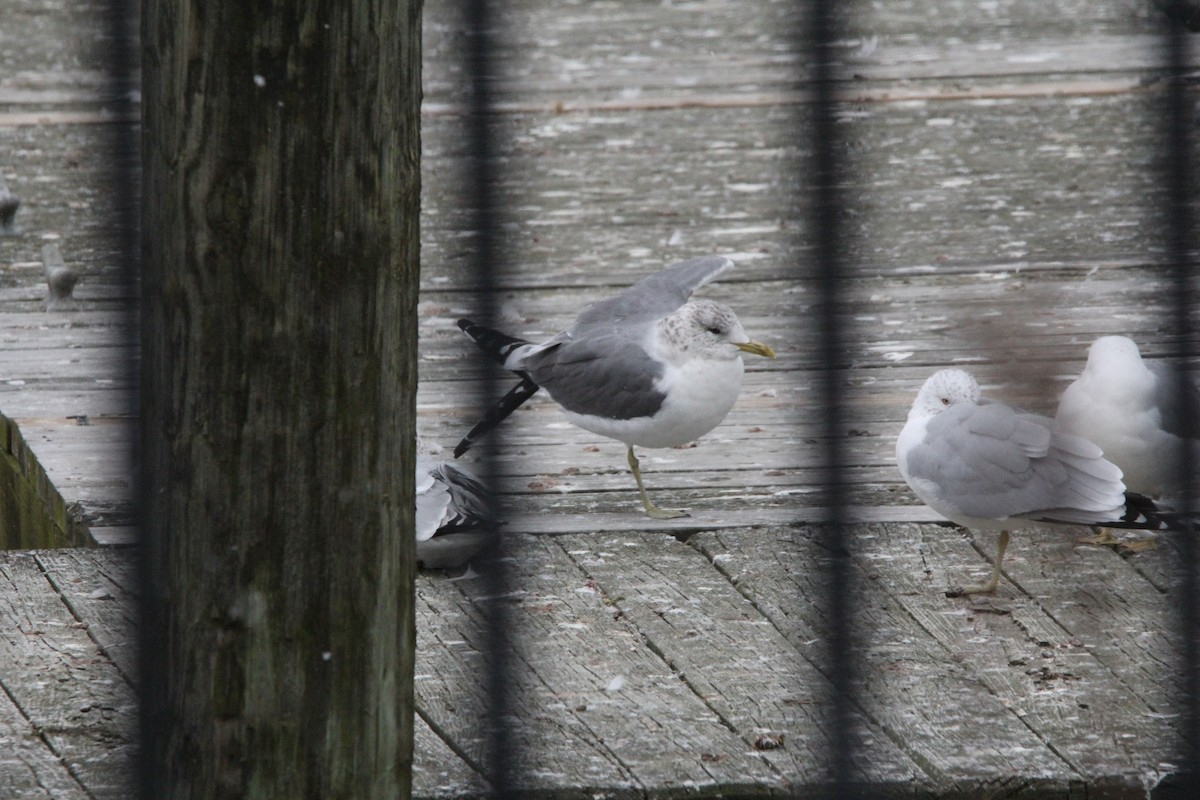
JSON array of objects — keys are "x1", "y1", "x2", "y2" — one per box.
[
  {"x1": 35, "y1": 549, "x2": 137, "y2": 686},
  {"x1": 0, "y1": 689, "x2": 91, "y2": 800},
  {"x1": 0, "y1": 552, "x2": 136, "y2": 799},
  {"x1": 565, "y1": 530, "x2": 928, "y2": 792},
  {"x1": 963, "y1": 525, "x2": 1179, "y2": 717},
  {"x1": 416, "y1": 534, "x2": 786, "y2": 796},
  {"x1": 877, "y1": 522, "x2": 1176, "y2": 791},
  {"x1": 417, "y1": 97, "x2": 1174, "y2": 292},
  {"x1": 691, "y1": 525, "x2": 1177, "y2": 794},
  {"x1": 412, "y1": 711, "x2": 493, "y2": 800},
  {"x1": 5, "y1": 0, "x2": 1200, "y2": 795},
  {"x1": 692, "y1": 527, "x2": 1080, "y2": 792}
]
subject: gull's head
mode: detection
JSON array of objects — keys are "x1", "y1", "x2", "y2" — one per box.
[
  {"x1": 910, "y1": 368, "x2": 980, "y2": 419},
  {"x1": 664, "y1": 299, "x2": 776, "y2": 361},
  {"x1": 1085, "y1": 336, "x2": 1144, "y2": 374}
]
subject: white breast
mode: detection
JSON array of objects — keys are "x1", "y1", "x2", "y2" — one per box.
[{"x1": 563, "y1": 356, "x2": 745, "y2": 448}]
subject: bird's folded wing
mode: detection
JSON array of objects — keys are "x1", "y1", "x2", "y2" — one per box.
[
  {"x1": 572, "y1": 256, "x2": 734, "y2": 329},
  {"x1": 523, "y1": 334, "x2": 666, "y2": 420},
  {"x1": 912, "y1": 404, "x2": 1066, "y2": 519}
]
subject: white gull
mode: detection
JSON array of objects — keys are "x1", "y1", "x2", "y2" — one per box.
[{"x1": 897, "y1": 368, "x2": 1160, "y2": 594}]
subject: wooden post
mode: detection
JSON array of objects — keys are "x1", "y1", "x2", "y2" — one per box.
[{"x1": 138, "y1": 2, "x2": 421, "y2": 797}]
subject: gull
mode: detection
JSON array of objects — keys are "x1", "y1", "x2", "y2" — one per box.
[
  {"x1": 455, "y1": 255, "x2": 776, "y2": 519},
  {"x1": 416, "y1": 451, "x2": 499, "y2": 570},
  {"x1": 897, "y1": 368, "x2": 1161, "y2": 595},
  {"x1": 1056, "y1": 335, "x2": 1200, "y2": 500}
]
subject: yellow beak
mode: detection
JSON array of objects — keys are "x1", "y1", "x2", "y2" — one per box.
[{"x1": 736, "y1": 340, "x2": 776, "y2": 359}]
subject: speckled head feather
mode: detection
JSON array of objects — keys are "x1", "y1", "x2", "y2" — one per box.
[
  {"x1": 654, "y1": 299, "x2": 750, "y2": 363},
  {"x1": 909, "y1": 368, "x2": 980, "y2": 419}
]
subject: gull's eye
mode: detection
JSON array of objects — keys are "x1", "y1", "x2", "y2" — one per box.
[
  {"x1": 941, "y1": 397, "x2": 951, "y2": 405},
  {"x1": 706, "y1": 325, "x2": 723, "y2": 335}
]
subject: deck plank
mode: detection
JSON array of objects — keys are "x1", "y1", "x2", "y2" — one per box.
[
  {"x1": 565, "y1": 530, "x2": 928, "y2": 792},
  {"x1": 35, "y1": 549, "x2": 138, "y2": 686},
  {"x1": 692, "y1": 525, "x2": 1177, "y2": 794},
  {"x1": 0, "y1": 690, "x2": 91, "y2": 800},
  {"x1": 870, "y1": 522, "x2": 1175, "y2": 790},
  {"x1": 416, "y1": 534, "x2": 785, "y2": 796},
  {"x1": 4, "y1": 0, "x2": 1200, "y2": 795},
  {"x1": 0, "y1": 553, "x2": 136, "y2": 800},
  {"x1": 692, "y1": 527, "x2": 1083, "y2": 793}
]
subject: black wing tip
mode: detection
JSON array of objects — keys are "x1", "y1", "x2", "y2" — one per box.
[
  {"x1": 1119, "y1": 491, "x2": 1180, "y2": 530},
  {"x1": 457, "y1": 318, "x2": 474, "y2": 332},
  {"x1": 1123, "y1": 491, "x2": 1159, "y2": 518},
  {"x1": 452, "y1": 377, "x2": 542, "y2": 459},
  {"x1": 1124, "y1": 492, "x2": 1200, "y2": 533}
]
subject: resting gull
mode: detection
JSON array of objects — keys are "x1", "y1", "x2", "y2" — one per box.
[
  {"x1": 897, "y1": 368, "x2": 1162, "y2": 595},
  {"x1": 416, "y1": 451, "x2": 499, "y2": 569},
  {"x1": 455, "y1": 255, "x2": 776, "y2": 519},
  {"x1": 1056, "y1": 335, "x2": 1200, "y2": 500}
]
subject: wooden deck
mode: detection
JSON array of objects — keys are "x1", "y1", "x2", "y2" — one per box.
[{"x1": 2, "y1": 0, "x2": 1197, "y2": 796}]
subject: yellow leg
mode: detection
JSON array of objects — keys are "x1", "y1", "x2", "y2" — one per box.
[
  {"x1": 953, "y1": 530, "x2": 1009, "y2": 596},
  {"x1": 1078, "y1": 527, "x2": 1157, "y2": 553},
  {"x1": 1077, "y1": 527, "x2": 1120, "y2": 546},
  {"x1": 627, "y1": 446, "x2": 688, "y2": 520}
]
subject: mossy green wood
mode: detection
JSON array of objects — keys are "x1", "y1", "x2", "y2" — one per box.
[
  {"x1": 140, "y1": 1, "x2": 421, "y2": 797},
  {"x1": 0, "y1": 414, "x2": 88, "y2": 550}
]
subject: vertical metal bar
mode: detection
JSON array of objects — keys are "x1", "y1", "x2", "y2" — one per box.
[
  {"x1": 463, "y1": 0, "x2": 519, "y2": 795},
  {"x1": 1162, "y1": 2, "x2": 1200, "y2": 788},
  {"x1": 97, "y1": 0, "x2": 151, "y2": 795},
  {"x1": 805, "y1": 0, "x2": 858, "y2": 793}
]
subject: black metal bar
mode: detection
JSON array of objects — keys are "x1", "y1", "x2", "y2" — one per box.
[
  {"x1": 97, "y1": 0, "x2": 153, "y2": 795},
  {"x1": 1162, "y1": 2, "x2": 1200, "y2": 789},
  {"x1": 463, "y1": 0, "x2": 520, "y2": 796},
  {"x1": 805, "y1": 0, "x2": 858, "y2": 794}
]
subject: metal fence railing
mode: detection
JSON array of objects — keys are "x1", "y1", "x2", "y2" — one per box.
[
  {"x1": 112, "y1": 0, "x2": 1199, "y2": 795},
  {"x1": 463, "y1": 0, "x2": 521, "y2": 793},
  {"x1": 1162, "y1": 2, "x2": 1199, "y2": 788},
  {"x1": 804, "y1": 0, "x2": 858, "y2": 792}
]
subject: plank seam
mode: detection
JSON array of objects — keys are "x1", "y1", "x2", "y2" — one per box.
[
  {"x1": 0, "y1": 561, "x2": 97, "y2": 799},
  {"x1": 442, "y1": 576, "x2": 651, "y2": 796},
  {"x1": 685, "y1": 528, "x2": 956, "y2": 788},
  {"x1": 33, "y1": 553, "x2": 136, "y2": 690},
  {"x1": 554, "y1": 537, "x2": 792, "y2": 789},
  {"x1": 858, "y1": 526, "x2": 1095, "y2": 783},
  {"x1": 411, "y1": 705, "x2": 494, "y2": 793}
]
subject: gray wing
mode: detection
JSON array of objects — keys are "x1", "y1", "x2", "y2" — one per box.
[
  {"x1": 1149, "y1": 360, "x2": 1200, "y2": 440},
  {"x1": 513, "y1": 256, "x2": 730, "y2": 420},
  {"x1": 520, "y1": 329, "x2": 666, "y2": 420},
  {"x1": 908, "y1": 402, "x2": 1124, "y2": 521},
  {"x1": 571, "y1": 256, "x2": 734, "y2": 332},
  {"x1": 431, "y1": 462, "x2": 499, "y2": 533},
  {"x1": 416, "y1": 457, "x2": 498, "y2": 542}
]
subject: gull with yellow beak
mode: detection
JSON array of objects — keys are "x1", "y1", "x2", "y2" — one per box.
[{"x1": 456, "y1": 255, "x2": 775, "y2": 518}]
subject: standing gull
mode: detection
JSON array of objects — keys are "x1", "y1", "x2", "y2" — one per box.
[
  {"x1": 897, "y1": 368, "x2": 1161, "y2": 595},
  {"x1": 1056, "y1": 335, "x2": 1200, "y2": 500},
  {"x1": 455, "y1": 255, "x2": 776, "y2": 519}
]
